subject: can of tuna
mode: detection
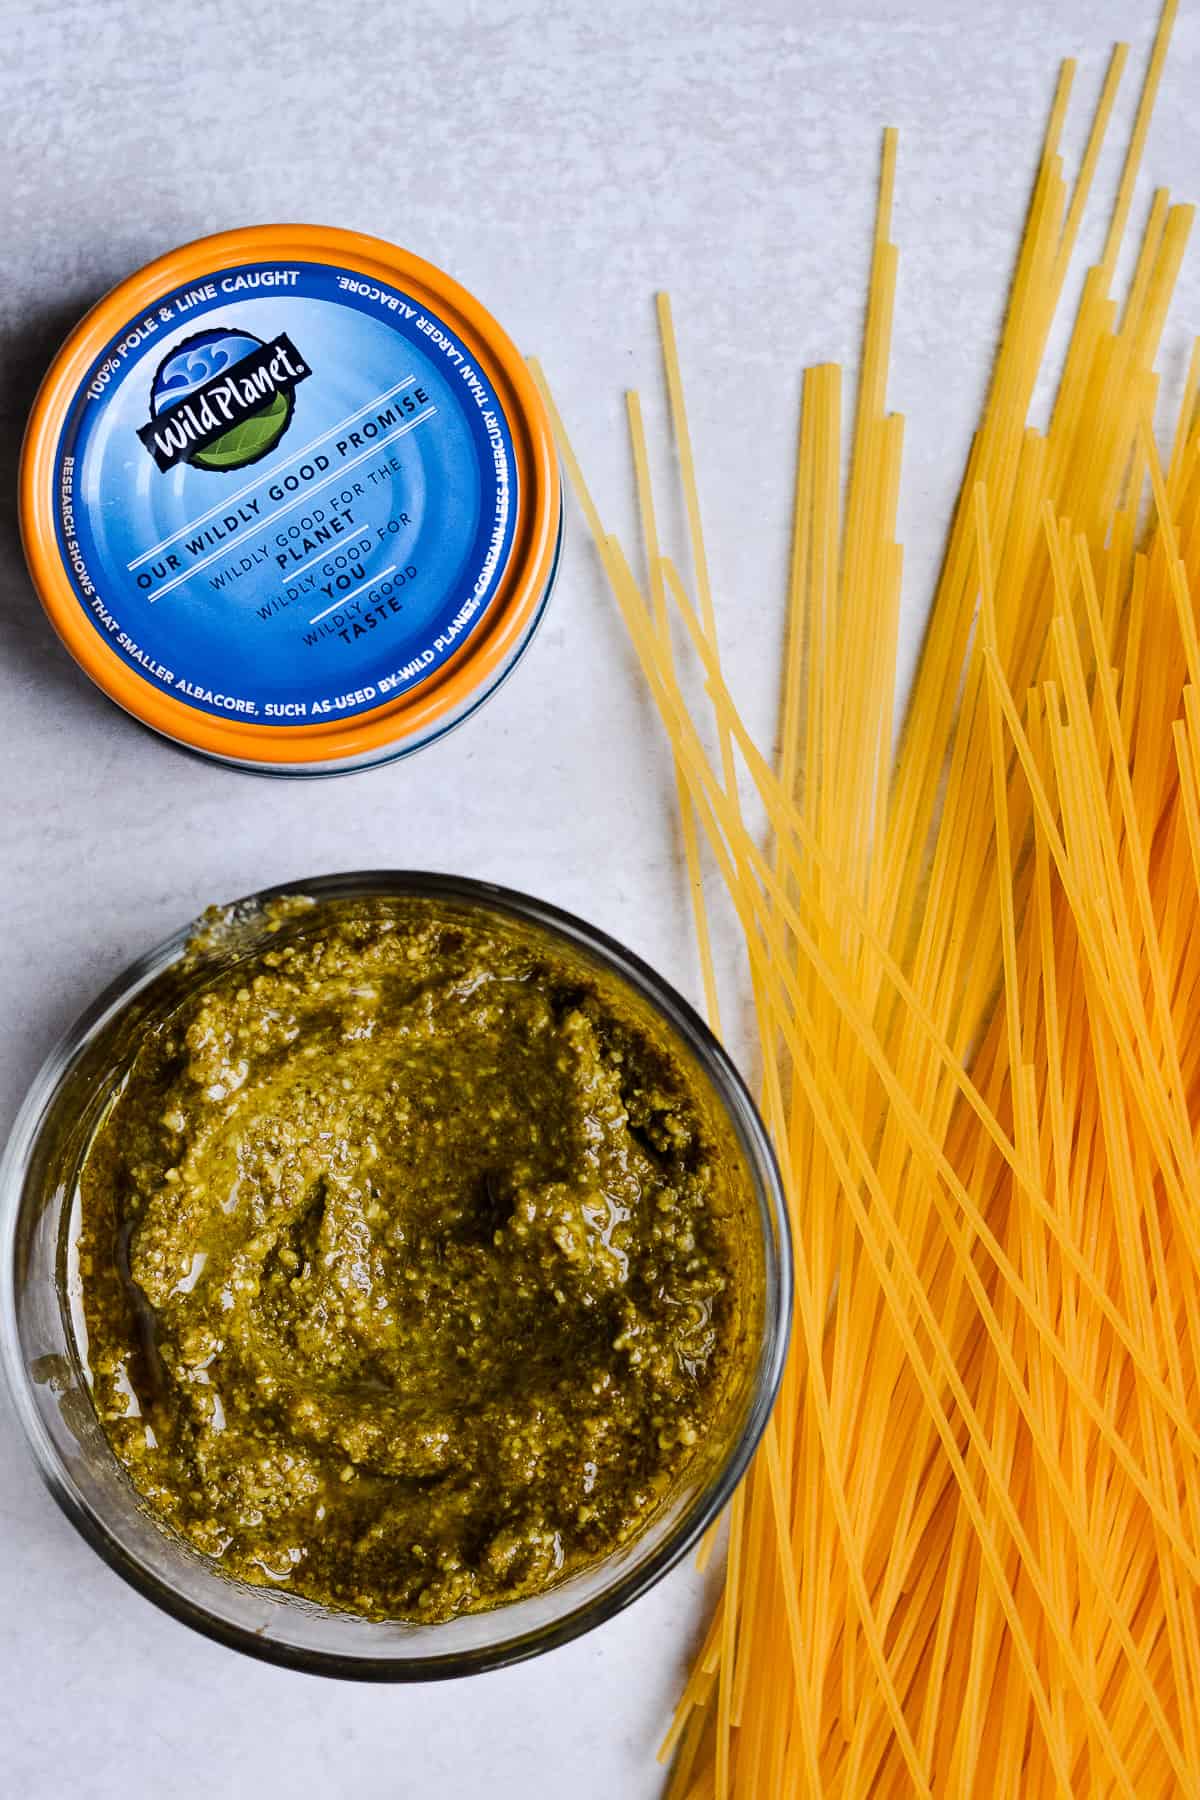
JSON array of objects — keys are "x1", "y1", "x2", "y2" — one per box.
[{"x1": 20, "y1": 225, "x2": 562, "y2": 775}]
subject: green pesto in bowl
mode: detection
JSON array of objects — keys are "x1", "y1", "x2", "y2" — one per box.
[{"x1": 75, "y1": 894, "x2": 754, "y2": 1623}]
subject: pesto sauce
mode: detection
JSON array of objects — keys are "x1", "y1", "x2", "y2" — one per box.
[{"x1": 77, "y1": 898, "x2": 749, "y2": 1622}]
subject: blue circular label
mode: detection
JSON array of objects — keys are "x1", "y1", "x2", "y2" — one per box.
[{"x1": 54, "y1": 260, "x2": 519, "y2": 726}]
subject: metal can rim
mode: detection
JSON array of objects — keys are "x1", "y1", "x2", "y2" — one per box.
[{"x1": 19, "y1": 223, "x2": 562, "y2": 772}]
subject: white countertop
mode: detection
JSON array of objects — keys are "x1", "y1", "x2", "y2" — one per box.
[{"x1": 4, "y1": 2, "x2": 1200, "y2": 1793}]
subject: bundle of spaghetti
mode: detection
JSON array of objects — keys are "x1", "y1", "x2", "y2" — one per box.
[{"x1": 532, "y1": 4, "x2": 1200, "y2": 1793}]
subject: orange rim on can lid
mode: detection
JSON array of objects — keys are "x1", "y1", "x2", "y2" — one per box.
[{"x1": 20, "y1": 225, "x2": 562, "y2": 775}]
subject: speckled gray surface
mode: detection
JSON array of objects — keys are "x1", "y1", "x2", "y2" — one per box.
[{"x1": 3, "y1": 2, "x2": 1199, "y2": 1795}]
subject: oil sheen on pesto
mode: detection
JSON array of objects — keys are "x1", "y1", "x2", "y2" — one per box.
[{"x1": 76, "y1": 898, "x2": 751, "y2": 1622}]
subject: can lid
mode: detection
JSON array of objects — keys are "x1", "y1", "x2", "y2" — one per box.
[{"x1": 21, "y1": 224, "x2": 561, "y2": 767}]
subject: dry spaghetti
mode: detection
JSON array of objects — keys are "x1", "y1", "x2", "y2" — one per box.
[{"x1": 532, "y1": 1, "x2": 1200, "y2": 1792}]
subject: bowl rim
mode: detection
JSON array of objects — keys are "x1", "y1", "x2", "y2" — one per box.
[{"x1": 0, "y1": 869, "x2": 792, "y2": 1681}]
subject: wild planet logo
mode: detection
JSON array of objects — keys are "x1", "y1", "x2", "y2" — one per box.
[{"x1": 137, "y1": 325, "x2": 312, "y2": 474}]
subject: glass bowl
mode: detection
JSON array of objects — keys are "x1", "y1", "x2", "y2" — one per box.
[{"x1": 0, "y1": 871, "x2": 791, "y2": 1680}]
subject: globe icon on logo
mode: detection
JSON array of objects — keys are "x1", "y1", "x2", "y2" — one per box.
[{"x1": 149, "y1": 326, "x2": 294, "y2": 472}]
